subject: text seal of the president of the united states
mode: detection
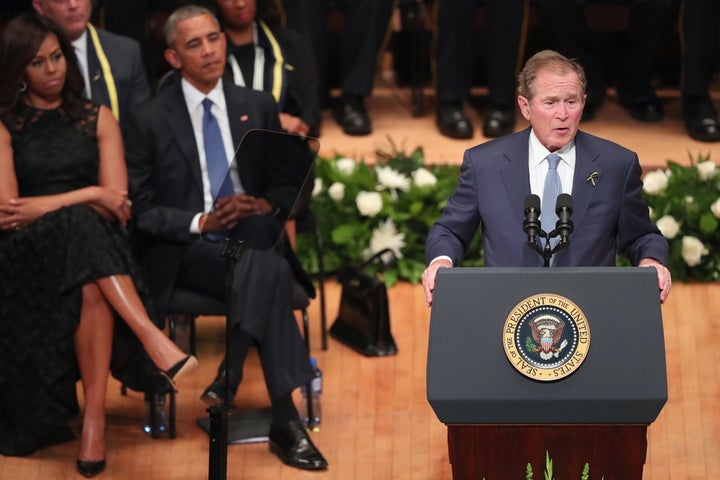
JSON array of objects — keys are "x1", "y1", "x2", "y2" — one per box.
[{"x1": 502, "y1": 293, "x2": 591, "y2": 381}]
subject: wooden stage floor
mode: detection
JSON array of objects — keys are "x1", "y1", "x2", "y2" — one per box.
[{"x1": 1, "y1": 82, "x2": 719, "y2": 479}]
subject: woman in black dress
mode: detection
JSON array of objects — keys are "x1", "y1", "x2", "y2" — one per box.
[{"x1": 0, "y1": 14, "x2": 197, "y2": 477}]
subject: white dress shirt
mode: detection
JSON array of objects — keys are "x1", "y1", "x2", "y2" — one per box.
[
  {"x1": 71, "y1": 30, "x2": 91, "y2": 98},
  {"x1": 527, "y1": 129, "x2": 576, "y2": 213},
  {"x1": 180, "y1": 78, "x2": 245, "y2": 233}
]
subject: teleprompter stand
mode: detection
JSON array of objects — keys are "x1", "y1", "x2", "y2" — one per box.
[
  {"x1": 201, "y1": 130, "x2": 320, "y2": 480},
  {"x1": 427, "y1": 267, "x2": 667, "y2": 479}
]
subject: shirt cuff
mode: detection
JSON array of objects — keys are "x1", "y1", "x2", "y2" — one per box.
[
  {"x1": 430, "y1": 255, "x2": 453, "y2": 267},
  {"x1": 190, "y1": 213, "x2": 203, "y2": 234}
]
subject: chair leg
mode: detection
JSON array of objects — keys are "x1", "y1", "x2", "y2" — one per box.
[{"x1": 314, "y1": 224, "x2": 328, "y2": 350}]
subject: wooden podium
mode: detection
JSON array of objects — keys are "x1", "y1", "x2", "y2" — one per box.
[{"x1": 427, "y1": 267, "x2": 667, "y2": 480}]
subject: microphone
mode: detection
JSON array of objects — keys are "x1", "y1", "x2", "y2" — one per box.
[
  {"x1": 554, "y1": 193, "x2": 574, "y2": 244},
  {"x1": 523, "y1": 194, "x2": 542, "y2": 246}
]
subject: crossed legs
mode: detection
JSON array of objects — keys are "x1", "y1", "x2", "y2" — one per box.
[{"x1": 74, "y1": 275, "x2": 191, "y2": 464}]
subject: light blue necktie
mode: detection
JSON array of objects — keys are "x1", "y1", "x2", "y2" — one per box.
[
  {"x1": 542, "y1": 153, "x2": 562, "y2": 251},
  {"x1": 202, "y1": 98, "x2": 234, "y2": 201}
]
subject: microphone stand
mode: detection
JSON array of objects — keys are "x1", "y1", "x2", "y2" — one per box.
[
  {"x1": 528, "y1": 229, "x2": 569, "y2": 267},
  {"x1": 208, "y1": 237, "x2": 245, "y2": 480}
]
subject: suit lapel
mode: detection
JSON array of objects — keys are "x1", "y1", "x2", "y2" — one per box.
[
  {"x1": 224, "y1": 83, "x2": 255, "y2": 183},
  {"x1": 163, "y1": 83, "x2": 204, "y2": 192},
  {"x1": 85, "y1": 30, "x2": 108, "y2": 105},
  {"x1": 500, "y1": 129, "x2": 533, "y2": 226}
]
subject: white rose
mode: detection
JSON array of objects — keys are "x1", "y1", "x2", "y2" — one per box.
[
  {"x1": 711, "y1": 198, "x2": 720, "y2": 218},
  {"x1": 375, "y1": 166, "x2": 411, "y2": 199},
  {"x1": 364, "y1": 218, "x2": 406, "y2": 261},
  {"x1": 697, "y1": 160, "x2": 718, "y2": 181},
  {"x1": 412, "y1": 167, "x2": 438, "y2": 188},
  {"x1": 356, "y1": 191, "x2": 383, "y2": 217},
  {"x1": 656, "y1": 215, "x2": 680, "y2": 239},
  {"x1": 328, "y1": 182, "x2": 345, "y2": 202},
  {"x1": 642, "y1": 170, "x2": 668, "y2": 195},
  {"x1": 312, "y1": 177, "x2": 323, "y2": 197},
  {"x1": 335, "y1": 157, "x2": 357, "y2": 175},
  {"x1": 681, "y1": 236, "x2": 708, "y2": 267},
  {"x1": 685, "y1": 196, "x2": 694, "y2": 205}
]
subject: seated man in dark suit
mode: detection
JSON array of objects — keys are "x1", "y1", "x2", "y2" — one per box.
[
  {"x1": 423, "y1": 50, "x2": 672, "y2": 307},
  {"x1": 125, "y1": 5, "x2": 327, "y2": 471},
  {"x1": 33, "y1": 0, "x2": 151, "y2": 133}
]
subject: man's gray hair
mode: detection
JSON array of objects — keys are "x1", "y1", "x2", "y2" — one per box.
[
  {"x1": 517, "y1": 50, "x2": 587, "y2": 100},
  {"x1": 164, "y1": 5, "x2": 220, "y2": 48}
]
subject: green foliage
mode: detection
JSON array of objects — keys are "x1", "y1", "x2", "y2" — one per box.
[
  {"x1": 297, "y1": 144, "x2": 719, "y2": 286},
  {"x1": 297, "y1": 141, "x2": 483, "y2": 286},
  {"x1": 642, "y1": 152, "x2": 720, "y2": 282}
]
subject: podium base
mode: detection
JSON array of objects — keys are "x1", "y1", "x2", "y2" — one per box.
[
  {"x1": 197, "y1": 407, "x2": 273, "y2": 444},
  {"x1": 447, "y1": 424, "x2": 648, "y2": 480}
]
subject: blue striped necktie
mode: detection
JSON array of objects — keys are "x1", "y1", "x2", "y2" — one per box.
[
  {"x1": 542, "y1": 153, "x2": 562, "y2": 251},
  {"x1": 202, "y1": 98, "x2": 234, "y2": 200}
]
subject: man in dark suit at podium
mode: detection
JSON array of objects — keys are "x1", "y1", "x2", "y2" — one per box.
[
  {"x1": 125, "y1": 6, "x2": 327, "y2": 471},
  {"x1": 423, "y1": 50, "x2": 671, "y2": 307}
]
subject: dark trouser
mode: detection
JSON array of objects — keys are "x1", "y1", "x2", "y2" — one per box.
[
  {"x1": 174, "y1": 218, "x2": 313, "y2": 398},
  {"x1": 534, "y1": 0, "x2": 680, "y2": 103},
  {"x1": 435, "y1": 0, "x2": 526, "y2": 108},
  {"x1": 681, "y1": 0, "x2": 719, "y2": 98},
  {"x1": 283, "y1": 0, "x2": 394, "y2": 97}
]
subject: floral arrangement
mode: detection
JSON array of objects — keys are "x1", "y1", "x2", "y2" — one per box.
[
  {"x1": 297, "y1": 144, "x2": 719, "y2": 285},
  {"x1": 296, "y1": 140, "x2": 483, "y2": 286},
  {"x1": 642, "y1": 152, "x2": 720, "y2": 282}
]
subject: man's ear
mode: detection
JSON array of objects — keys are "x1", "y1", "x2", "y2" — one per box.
[
  {"x1": 32, "y1": 0, "x2": 44, "y2": 15},
  {"x1": 518, "y1": 95, "x2": 531, "y2": 121},
  {"x1": 164, "y1": 48, "x2": 182, "y2": 70}
]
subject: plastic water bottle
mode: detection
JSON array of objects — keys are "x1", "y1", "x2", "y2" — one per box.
[
  {"x1": 143, "y1": 393, "x2": 168, "y2": 435},
  {"x1": 300, "y1": 357, "x2": 322, "y2": 429}
]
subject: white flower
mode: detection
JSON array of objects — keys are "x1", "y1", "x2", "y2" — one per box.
[
  {"x1": 681, "y1": 236, "x2": 708, "y2": 267},
  {"x1": 335, "y1": 157, "x2": 356, "y2": 175},
  {"x1": 648, "y1": 206, "x2": 654, "y2": 218},
  {"x1": 685, "y1": 196, "x2": 694, "y2": 205},
  {"x1": 364, "y1": 218, "x2": 406, "y2": 261},
  {"x1": 642, "y1": 170, "x2": 668, "y2": 195},
  {"x1": 656, "y1": 215, "x2": 680, "y2": 239},
  {"x1": 312, "y1": 177, "x2": 323, "y2": 197},
  {"x1": 711, "y1": 198, "x2": 720, "y2": 218},
  {"x1": 412, "y1": 167, "x2": 437, "y2": 188},
  {"x1": 375, "y1": 166, "x2": 411, "y2": 199},
  {"x1": 697, "y1": 160, "x2": 718, "y2": 181},
  {"x1": 355, "y1": 191, "x2": 383, "y2": 217},
  {"x1": 328, "y1": 182, "x2": 345, "y2": 202}
]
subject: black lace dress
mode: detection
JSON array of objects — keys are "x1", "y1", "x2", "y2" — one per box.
[{"x1": 0, "y1": 102, "x2": 161, "y2": 456}]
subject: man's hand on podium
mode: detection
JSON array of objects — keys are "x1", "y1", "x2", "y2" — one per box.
[
  {"x1": 422, "y1": 259, "x2": 453, "y2": 307},
  {"x1": 639, "y1": 257, "x2": 672, "y2": 304}
]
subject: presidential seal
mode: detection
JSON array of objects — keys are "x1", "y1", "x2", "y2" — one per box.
[{"x1": 502, "y1": 293, "x2": 590, "y2": 381}]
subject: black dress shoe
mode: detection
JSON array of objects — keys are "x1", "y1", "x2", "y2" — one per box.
[
  {"x1": 77, "y1": 459, "x2": 106, "y2": 478},
  {"x1": 336, "y1": 95, "x2": 371, "y2": 136},
  {"x1": 482, "y1": 107, "x2": 515, "y2": 138},
  {"x1": 200, "y1": 369, "x2": 241, "y2": 406},
  {"x1": 683, "y1": 97, "x2": 720, "y2": 142},
  {"x1": 437, "y1": 102, "x2": 473, "y2": 139},
  {"x1": 620, "y1": 93, "x2": 664, "y2": 122},
  {"x1": 269, "y1": 419, "x2": 328, "y2": 470}
]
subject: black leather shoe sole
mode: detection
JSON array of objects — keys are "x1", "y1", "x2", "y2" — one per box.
[
  {"x1": 268, "y1": 420, "x2": 328, "y2": 471},
  {"x1": 436, "y1": 105, "x2": 473, "y2": 139},
  {"x1": 483, "y1": 108, "x2": 515, "y2": 138},
  {"x1": 687, "y1": 117, "x2": 720, "y2": 142},
  {"x1": 77, "y1": 459, "x2": 106, "y2": 478}
]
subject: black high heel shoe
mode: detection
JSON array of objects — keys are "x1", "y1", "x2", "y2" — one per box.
[
  {"x1": 77, "y1": 459, "x2": 106, "y2": 478},
  {"x1": 159, "y1": 355, "x2": 198, "y2": 390}
]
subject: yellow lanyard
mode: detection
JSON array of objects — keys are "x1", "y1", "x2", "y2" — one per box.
[{"x1": 87, "y1": 24, "x2": 119, "y2": 121}]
